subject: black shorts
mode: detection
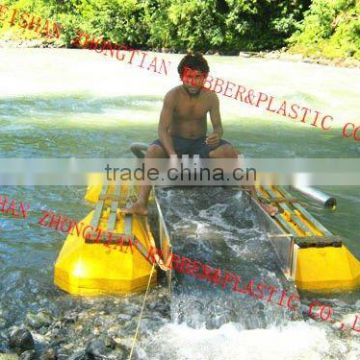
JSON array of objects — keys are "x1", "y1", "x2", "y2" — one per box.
[{"x1": 151, "y1": 135, "x2": 231, "y2": 158}]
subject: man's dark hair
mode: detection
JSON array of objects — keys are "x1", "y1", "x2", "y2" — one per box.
[{"x1": 177, "y1": 52, "x2": 210, "y2": 78}]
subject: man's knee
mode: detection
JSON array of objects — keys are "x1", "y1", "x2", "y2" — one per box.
[
  {"x1": 225, "y1": 145, "x2": 239, "y2": 158},
  {"x1": 209, "y1": 144, "x2": 238, "y2": 158},
  {"x1": 146, "y1": 144, "x2": 167, "y2": 158}
]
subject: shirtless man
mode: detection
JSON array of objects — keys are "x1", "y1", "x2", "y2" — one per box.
[{"x1": 125, "y1": 53, "x2": 277, "y2": 216}]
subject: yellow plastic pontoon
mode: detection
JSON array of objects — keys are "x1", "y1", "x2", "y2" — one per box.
[
  {"x1": 250, "y1": 185, "x2": 360, "y2": 291},
  {"x1": 54, "y1": 182, "x2": 166, "y2": 296}
]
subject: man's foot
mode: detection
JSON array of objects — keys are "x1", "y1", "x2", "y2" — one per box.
[
  {"x1": 121, "y1": 200, "x2": 148, "y2": 216},
  {"x1": 259, "y1": 202, "x2": 278, "y2": 217},
  {"x1": 242, "y1": 187, "x2": 279, "y2": 217}
]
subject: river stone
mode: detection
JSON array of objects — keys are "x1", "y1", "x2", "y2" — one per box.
[
  {"x1": 25, "y1": 312, "x2": 52, "y2": 330},
  {"x1": 85, "y1": 335, "x2": 117, "y2": 358},
  {"x1": 343, "y1": 57, "x2": 360, "y2": 68},
  {"x1": 113, "y1": 349, "x2": 127, "y2": 360},
  {"x1": 85, "y1": 338, "x2": 106, "y2": 358},
  {"x1": 8, "y1": 328, "x2": 35, "y2": 354},
  {"x1": 0, "y1": 318, "x2": 7, "y2": 329},
  {"x1": 0, "y1": 354, "x2": 19, "y2": 360},
  {"x1": 117, "y1": 313, "x2": 132, "y2": 322},
  {"x1": 63, "y1": 312, "x2": 78, "y2": 324},
  {"x1": 148, "y1": 301, "x2": 170, "y2": 317},
  {"x1": 67, "y1": 351, "x2": 86, "y2": 360},
  {"x1": 102, "y1": 335, "x2": 116, "y2": 350},
  {"x1": 39, "y1": 347, "x2": 57, "y2": 360},
  {"x1": 19, "y1": 350, "x2": 36, "y2": 360}
]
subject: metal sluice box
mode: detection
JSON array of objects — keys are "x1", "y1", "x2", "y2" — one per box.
[{"x1": 247, "y1": 185, "x2": 360, "y2": 291}]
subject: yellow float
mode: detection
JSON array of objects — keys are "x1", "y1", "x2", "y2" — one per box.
[
  {"x1": 54, "y1": 181, "x2": 171, "y2": 296},
  {"x1": 251, "y1": 185, "x2": 360, "y2": 291}
]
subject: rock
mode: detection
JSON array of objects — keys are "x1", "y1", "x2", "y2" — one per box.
[
  {"x1": 85, "y1": 338, "x2": 106, "y2": 358},
  {"x1": 52, "y1": 347, "x2": 72, "y2": 360},
  {"x1": 107, "y1": 325, "x2": 128, "y2": 338},
  {"x1": 279, "y1": 53, "x2": 303, "y2": 62},
  {"x1": 102, "y1": 335, "x2": 116, "y2": 350},
  {"x1": 19, "y1": 350, "x2": 36, "y2": 360},
  {"x1": 8, "y1": 328, "x2": 35, "y2": 354},
  {"x1": 0, "y1": 318, "x2": 7, "y2": 328},
  {"x1": 112, "y1": 339, "x2": 131, "y2": 360},
  {"x1": 85, "y1": 335, "x2": 117, "y2": 359},
  {"x1": 0, "y1": 353, "x2": 19, "y2": 360},
  {"x1": 117, "y1": 313, "x2": 132, "y2": 322},
  {"x1": 238, "y1": 51, "x2": 256, "y2": 58},
  {"x1": 317, "y1": 58, "x2": 333, "y2": 66},
  {"x1": 147, "y1": 301, "x2": 170, "y2": 317},
  {"x1": 303, "y1": 57, "x2": 314, "y2": 64},
  {"x1": 39, "y1": 347, "x2": 57, "y2": 360},
  {"x1": 25, "y1": 312, "x2": 52, "y2": 330},
  {"x1": 67, "y1": 350, "x2": 86, "y2": 360},
  {"x1": 112, "y1": 349, "x2": 127, "y2": 360},
  {"x1": 265, "y1": 51, "x2": 280, "y2": 59},
  {"x1": 93, "y1": 317, "x2": 104, "y2": 327},
  {"x1": 334, "y1": 58, "x2": 345, "y2": 67},
  {"x1": 49, "y1": 327, "x2": 67, "y2": 346},
  {"x1": 343, "y1": 57, "x2": 360, "y2": 68}
]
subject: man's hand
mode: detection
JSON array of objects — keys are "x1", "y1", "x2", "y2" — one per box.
[{"x1": 206, "y1": 132, "x2": 221, "y2": 147}]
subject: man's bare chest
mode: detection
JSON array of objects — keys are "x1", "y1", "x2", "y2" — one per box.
[{"x1": 174, "y1": 99, "x2": 209, "y2": 120}]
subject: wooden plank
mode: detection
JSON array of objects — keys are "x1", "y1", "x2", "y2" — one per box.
[
  {"x1": 90, "y1": 185, "x2": 108, "y2": 228},
  {"x1": 276, "y1": 213, "x2": 298, "y2": 236},
  {"x1": 107, "y1": 182, "x2": 121, "y2": 232},
  {"x1": 262, "y1": 186, "x2": 312, "y2": 234},
  {"x1": 124, "y1": 214, "x2": 153, "y2": 260},
  {"x1": 293, "y1": 202, "x2": 333, "y2": 236},
  {"x1": 85, "y1": 231, "x2": 130, "y2": 244},
  {"x1": 294, "y1": 235, "x2": 342, "y2": 248},
  {"x1": 280, "y1": 203, "x2": 313, "y2": 234},
  {"x1": 124, "y1": 213, "x2": 132, "y2": 235},
  {"x1": 278, "y1": 186, "x2": 333, "y2": 236}
]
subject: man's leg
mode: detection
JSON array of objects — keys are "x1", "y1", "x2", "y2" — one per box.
[
  {"x1": 208, "y1": 143, "x2": 278, "y2": 216},
  {"x1": 123, "y1": 144, "x2": 168, "y2": 215}
]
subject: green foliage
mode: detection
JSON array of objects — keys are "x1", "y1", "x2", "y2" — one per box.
[
  {"x1": 224, "y1": 0, "x2": 310, "y2": 51},
  {"x1": 289, "y1": 0, "x2": 360, "y2": 59},
  {"x1": 75, "y1": 0, "x2": 147, "y2": 45},
  {"x1": 0, "y1": 0, "x2": 55, "y2": 40},
  {"x1": 1, "y1": 0, "x2": 309, "y2": 51},
  {"x1": 1, "y1": 0, "x2": 358, "y2": 60},
  {"x1": 143, "y1": 0, "x2": 226, "y2": 51}
]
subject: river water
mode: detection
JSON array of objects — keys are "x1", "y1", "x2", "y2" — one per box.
[{"x1": 0, "y1": 49, "x2": 359, "y2": 359}]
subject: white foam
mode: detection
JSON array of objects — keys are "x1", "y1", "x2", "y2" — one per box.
[{"x1": 148, "y1": 321, "x2": 330, "y2": 360}]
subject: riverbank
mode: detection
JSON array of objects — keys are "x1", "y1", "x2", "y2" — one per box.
[
  {"x1": 1, "y1": 39, "x2": 359, "y2": 69},
  {"x1": 238, "y1": 50, "x2": 360, "y2": 69}
]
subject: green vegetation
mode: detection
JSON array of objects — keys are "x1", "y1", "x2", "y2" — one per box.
[
  {"x1": 0, "y1": 0, "x2": 309, "y2": 51},
  {"x1": 0, "y1": 0, "x2": 359, "y2": 61},
  {"x1": 288, "y1": 0, "x2": 360, "y2": 60}
]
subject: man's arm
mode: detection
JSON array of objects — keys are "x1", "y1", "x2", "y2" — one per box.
[
  {"x1": 158, "y1": 92, "x2": 176, "y2": 156},
  {"x1": 207, "y1": 93, "x2": 223, "y2": 146}
]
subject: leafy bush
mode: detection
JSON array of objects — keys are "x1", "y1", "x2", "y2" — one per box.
[
  {"x1": 4, "y1": 0, "x2": 358, "y2": 61},
  {"x1": 289, "y1": 0, "x2": 360, "y2": 59},
  {"x1": 224, "y1": 0, "x2": 310, "y2": 51},
  {"x1": 0, "y1": 0, "x2": 54, "y2": 40},
  {"x1": 143, "y1": 0, "x2": 226, "y2": 51}
]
